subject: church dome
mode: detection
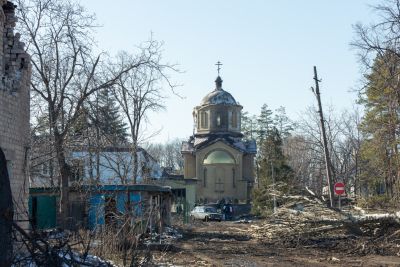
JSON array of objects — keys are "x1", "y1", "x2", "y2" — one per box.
[
  {"x1": 200, "y1": 76, "x2": 237, "y2": 106},
  {"x1": 200, "y1": 89, "x2": 237, "y2": 105}
]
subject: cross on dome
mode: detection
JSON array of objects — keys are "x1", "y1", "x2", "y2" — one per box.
[
  {"x1": 215, "y1": 61, "x2": 223, "y2": 76},
  {"x1": 215, "y1": 61, "x2": 223, "y2": 90}
]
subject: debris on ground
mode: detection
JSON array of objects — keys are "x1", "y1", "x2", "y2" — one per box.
[
  {"x1": 141, "y1": 226, "x2": 183, "y2": 253},
  {"x1": 13, "y1": 251, "x2": 117, "y2": 267},
  {"x1": 152, "y1": 194, "x2": 400, "y2": 266},
  {"x1": 248, "y1": 194, "x2": 400, "y2": 259}
]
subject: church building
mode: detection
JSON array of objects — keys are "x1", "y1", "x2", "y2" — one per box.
[{"x1": 181, "y1": 67, "x2": 256, "y2": 204}]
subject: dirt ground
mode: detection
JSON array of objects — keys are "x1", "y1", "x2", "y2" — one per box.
[{"x1": 152, "y1": 219, "x2": 400, "y2": 267}]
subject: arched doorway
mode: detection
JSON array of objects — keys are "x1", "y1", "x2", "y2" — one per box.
[{"x1": 0, "y1": 147, "x2": 13, "y2": 264}]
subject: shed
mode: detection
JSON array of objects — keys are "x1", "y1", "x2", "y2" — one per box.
[{"x1": 29, "y1": 184, "x2": 172, "y2": 231}]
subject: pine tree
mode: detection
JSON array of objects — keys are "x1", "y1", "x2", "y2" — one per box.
[
  {"x1": 241, "y1": 111, "x2": 257, "y2": 140},
  {"x1": 273, "y1": 106, "x2": 294, "y2": 140},
  {"x1": 72, "y1": 106, "x2": 91, "y2": 136},
  {"x1": 256, "y1": 104, "x2": 273, "y2": 144},
  {"x1": 92, "y1": 88, "x2": 128, "y2": 143},
  {"x1": 252, "y1": 127, "x2": 294, "y2": 215},
  {"x1": 359, "y1": 51, "x2": 400, "y2": 200}
]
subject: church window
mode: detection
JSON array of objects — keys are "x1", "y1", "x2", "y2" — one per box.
[
  {"x1": 200, "y1": 111, "x2": 208, "y2": 129},
  {"x1": 232, "y1": 168, "x2": 236, "y2": 188},
  {"x1": 203, "y1": 150, "x2": 235, "y2": 165},
  {"x1": 232, "y1": 111, "x2": 237, "y2": 128},
  {"x1": 215, "y1": 177, "x2": 224, "y2": 192},
  {"x1": 203, "y1": 168, "x2": 207, "y2": 187},
  {"x1": 217, "y1": 114, "x2": 221, "y2": 126}
]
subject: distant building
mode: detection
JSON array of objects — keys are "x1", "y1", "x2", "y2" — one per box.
[
  {"x1": 181, "y1": 74, "x2": 256, "y2": 204},
  {"x1": 70, "y1": 147, "x2": 162, "y2": 184},
  {"x1": 160, "y1": 168, "x2": 197, "y2": 216},
  {"x1": 30, "y1": 145, "x2": 163, "y2": 187},
  {"x1": 29, "y1": 144, "x2": 168, "y2": 229}
]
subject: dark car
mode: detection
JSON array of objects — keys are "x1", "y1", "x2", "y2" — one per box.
[{"x1": 190, "y1": 206, "x2": 222, "y2": 222}]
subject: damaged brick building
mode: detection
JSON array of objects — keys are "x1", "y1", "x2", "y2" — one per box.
[{"x1": 0, "y1": 1, "x2": 31, "y2": 221}]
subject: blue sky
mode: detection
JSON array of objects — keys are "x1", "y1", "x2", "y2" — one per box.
[{"x1": 84, "y1": 0, "x2": 377, "y2": 143}]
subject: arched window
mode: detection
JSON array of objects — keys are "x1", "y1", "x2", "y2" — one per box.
[
  {"x1": 203, "y1": 150, "x2": 235, "y2": 165},
  {"x1": 203, "y1": 168, "x2": 207, "y2": 187},
  {"x1": 216, "y1": 114, "x2": 221, "y2": 126},
  {"x1": 200, "y1": 111, "x2": 208, "y2": 129},
  {"x1": 232, "y1": 111, "x2": 237, "y2": 128}
]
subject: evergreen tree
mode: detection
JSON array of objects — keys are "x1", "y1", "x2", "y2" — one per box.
[
  {"x1": 72, "y1": 106, "x2": 91, "y2": 136},
  {"x1": 252, "y1": 127, "x2": 294, "y2": 215},
  {"x1": 32, "y1": 113, "x2": 51, "y2": 136},
  {"x1": 359, "y1": 51, "x2": 400, "y2": 200},
  {"x1": 273, "y1": 106, "x2": 294, "y2": 140},
  {"x1": 241, "y1": 111, "x2": 257, "y2": 140},
  {"x1": 91, "y1": 88, "x2": 128, "y2": 143},
  {"x1": 256, "y1": 104, "x2": 273, "y2": 144}
]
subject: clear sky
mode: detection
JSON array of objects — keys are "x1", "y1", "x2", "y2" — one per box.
[{"x1": 84, "y1": 0, "x2": 377, "y2": 143}]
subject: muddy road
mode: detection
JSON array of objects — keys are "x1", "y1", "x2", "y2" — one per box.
[{"x1": 153, "y1": 220, "x2": 400, "y2": 266}]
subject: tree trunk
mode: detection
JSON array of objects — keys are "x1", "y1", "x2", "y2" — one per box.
[
  {"x1": 0, "y1": 148, "x2": 13, "y2": 266},
  {"x1": 54, "y1": 133, "x2": 70, "y2": 229},
  {"x1": 132, "y1": 141, "x2": 138, "y2": 184}
]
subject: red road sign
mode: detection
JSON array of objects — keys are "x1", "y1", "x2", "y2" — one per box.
[{"x1": 334, "y1": 182, "x2": 345, "y2": 195}]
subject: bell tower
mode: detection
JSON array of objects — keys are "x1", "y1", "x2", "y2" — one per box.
[{"x1": 193, "y1": 62, "x2": 243, "y2": 137}]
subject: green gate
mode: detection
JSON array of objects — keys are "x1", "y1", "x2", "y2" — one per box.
[{"x1": 29, "y1": 195, "x2": 57, "y2": 229}]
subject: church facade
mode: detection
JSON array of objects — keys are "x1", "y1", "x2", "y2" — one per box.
[{"x1": 181, "y1": 75, "x2": 256, "y2": 204}]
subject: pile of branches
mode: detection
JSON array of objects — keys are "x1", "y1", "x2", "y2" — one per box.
[
  {"x1": 11, "y1": 222, "x2": 116, "y2": 266},
  {"x1": 249, "y1": 191, "x2": 400, "y2": 256},
  {"x1": 8, "y1": 197, "x2": 183, "y2": 267}
]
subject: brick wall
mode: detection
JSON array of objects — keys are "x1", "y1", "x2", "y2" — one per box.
[{"x1": 0, "y1": 1, "x2": 31, "y2": 223}]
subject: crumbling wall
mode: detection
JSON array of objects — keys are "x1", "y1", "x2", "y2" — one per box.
[{"x1": 0, "y1": 1, "x2": 31, "y2": 224}]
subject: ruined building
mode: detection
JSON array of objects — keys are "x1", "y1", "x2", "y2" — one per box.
[
  {"x1": 181, "y1": 74, "x2": 256, "y2": 204},
  {"x1": 0, "y1": 1, "x2": 31, "y2": 220}
]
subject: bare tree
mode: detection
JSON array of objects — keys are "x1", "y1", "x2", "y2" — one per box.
[
  {"x1": 17, "y1": 0, "x2": 172, "y2": 226},
  {"x1": 113, "y1": 47, "x2": 178, "y2": 184},
  {"x1": 286, "y1": 106, "x2": 363, "y2": 197},
  {"x1": 146, "y1": 138, "x2": 184, "y2": 172},
  {"x1": 352, "y1": 0, "x2": 400, "y2": 70},
  {"x1": 146, "y1": 143, "x2": 164, "y2": 164}
]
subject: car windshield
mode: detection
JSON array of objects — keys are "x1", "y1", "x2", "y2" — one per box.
[{"x1": 205, "y1": 207, "x2": 217, "y2": 213}]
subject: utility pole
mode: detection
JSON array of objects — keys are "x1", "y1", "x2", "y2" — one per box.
[{"x1": 312, "y1": 66, "x2": 335, "y2": 207}]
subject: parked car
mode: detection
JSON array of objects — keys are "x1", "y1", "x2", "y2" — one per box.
[{"x1": 190, "y1": 206, "x2": 222, "y2": 222}]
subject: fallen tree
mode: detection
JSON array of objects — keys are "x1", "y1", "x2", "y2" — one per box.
[{"x1": 250, "y1": 190, "x2": 400, "y2": 257}]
